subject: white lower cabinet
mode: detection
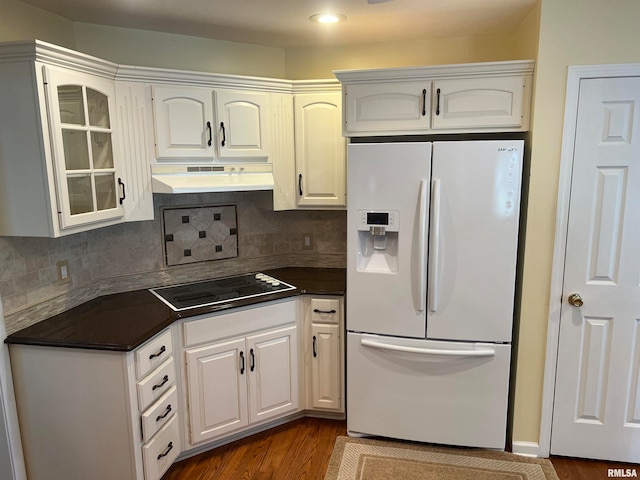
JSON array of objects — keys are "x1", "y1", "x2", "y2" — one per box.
[
  {"x1": 182, "y1": 300, "x2": 300, "y2": 447},
  {"x1": 185, "y1": 337, "x2": 249, "y2": 442},
  {"x1": 306, "y1": 297, "x2": 344, "y2": 413},
  {"x1": 9, "y1": 327, "x2": 179, "y2": 480}
]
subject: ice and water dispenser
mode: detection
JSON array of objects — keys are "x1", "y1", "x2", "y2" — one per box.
[{"x1": 356, "y1": 210, "x2": 399, "y2": 274}]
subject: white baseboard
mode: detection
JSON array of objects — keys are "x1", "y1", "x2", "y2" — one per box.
[{"x1": 512, "y1": 441, "x2": 542, "y2": 458}]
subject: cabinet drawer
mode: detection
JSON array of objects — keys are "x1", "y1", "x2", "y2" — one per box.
[
  {"x1": 136, "y1": 329, "x2": 173, "y2": 380},
  {"x1": 183, "y1": 299, "x2": 297, "y2": 347},
  {"x1": 137, "y1": 358, "x2": 175, "y2": 411},
  {"x1": 141, "y1": 385, "x2": 178, "y2": 443},
  {"x1": 310, "y1": 298, "x2": 340, "y2": 324},
  {"x1": 142, "y1": 415, "x2": 181, "y2": 480}
]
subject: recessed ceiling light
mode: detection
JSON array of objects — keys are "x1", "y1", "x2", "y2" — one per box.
[{"x1": 309, "y1": 13, "x2": 347, "y2": 24}]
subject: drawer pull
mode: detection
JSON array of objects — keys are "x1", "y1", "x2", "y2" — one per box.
[
  {"x1": 152, "y1": 375, "x2": 169, "y2": 391},
  {"x1": 155, "y1": 404, "x2": 172, "y2": 422},
  {"x1": 157, "y1": 441, "x2": 174, "y2": 460},
  {"x1": 313, "y1": 309, "x2": 337, "y2": 314},
  {"x1": 148, "y1": 345, "x2": 166, "y2": 360}
]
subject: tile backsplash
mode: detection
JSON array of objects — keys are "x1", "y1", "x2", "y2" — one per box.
[
  {"x1": 0, "y1": 191, "x2": 346, "y2": 334},
  {"x1": 163, "y1": 204, "x2": 238, "y2": 266}
]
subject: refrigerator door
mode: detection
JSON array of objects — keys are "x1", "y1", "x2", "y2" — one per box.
[
  {"x1": 347, "y1": 142, "x2": 431, "y2": 338},
  {"x1": 428, "y1": 140, "x2": 523, "y2": 343},
  {"x1": 347, "y1": 332, "x2": 511, "y2": 448}
]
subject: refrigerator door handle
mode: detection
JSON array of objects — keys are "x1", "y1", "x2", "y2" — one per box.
[
  {"x1": 417, "y1": 179, "x2": 429, "y2": 312},
  {"x1": 428, "y1": 178, "x2": 441, "y2": 312},
  {"x1": 361, "y1": 338, "x2": 495, "y2": 357}
]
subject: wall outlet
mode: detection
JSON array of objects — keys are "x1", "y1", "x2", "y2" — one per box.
[
  {"x1": 56, "y1": 259, "x2": 71, "y2": 285},
  {"x1": 302, "y1": 233, "x2": 314, "y2": 250}
]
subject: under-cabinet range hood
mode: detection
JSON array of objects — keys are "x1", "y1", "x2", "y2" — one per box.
[{"x1": 151, "y1": 164, "x2": 274, "y2": 194}]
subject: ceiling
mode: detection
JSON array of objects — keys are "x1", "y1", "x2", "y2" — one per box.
[{"x1": 20, "y1": 0, "x2": 538, "y2": 49}]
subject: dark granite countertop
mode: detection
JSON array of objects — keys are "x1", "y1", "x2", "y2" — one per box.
[{"x1": 4, "y1": 267, "x2": 345, "y2": 352}]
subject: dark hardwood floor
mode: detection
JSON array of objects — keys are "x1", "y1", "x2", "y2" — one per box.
[{"x1": 162, "y1": 417, "x2": 635, "y2": 479}]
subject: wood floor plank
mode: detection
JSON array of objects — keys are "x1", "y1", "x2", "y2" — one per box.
[{"x1": 162, "y1": 417, "x2": 635, "y2": 480}]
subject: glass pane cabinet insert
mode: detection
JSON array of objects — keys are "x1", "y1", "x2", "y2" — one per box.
[{"x1": 45, "y1": 67, "x2": 124, "y2": 229}]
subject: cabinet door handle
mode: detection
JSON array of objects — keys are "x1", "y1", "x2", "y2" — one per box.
[
  {"x1": 148, "y1": 345, "x2": 166, "y2": 360},
  {"x1": 435, "y1": 88, "x2": 441, "y2": 116},
  {"x1": 298, "y1": 174, "x2": 303, "y2": 196},
  {"x1": 312, "y1": 336, "x2": 317, "y2": 358},
  {"x1": 422, "y1": 88, "x2": 427, "y2": 116},
  {"x1": 313, "y1": 308, "x2": 337, "y2": 314},
  {"x1": 155, "y1": 404, "x2": 172, "y2": 422},
  {"x1": 118, "y1": 178, "x2": 126, "y2": 205},
  {"x1": 250, "y1": 348, "x2": 255, "y2": 372},
  {"x1": 220, "y1": 121, "x2": 226, "y2": 147},
  {"x1": 239, "y1": 351, "x2": 245, "y2": 374},
  {"x1": 157, "y1": 442, "x2": 173, "y2": 460},
  {"x1": 206, "y1": 121, "x2": 212, "y2": 146},
  {"x1": 152, "y1": 375, "x2": 169, "y2": 391}
]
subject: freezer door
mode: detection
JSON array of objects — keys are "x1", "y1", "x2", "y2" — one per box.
[
  {"x1": 347, "y1": 332, "x2": 511, "y2": 448},
  {"x1": 427, "y1": 140, "x2": 523, "y2": 343},
  {"x1": 347, "y1": 142, "x2": 431, "y2": 338}
]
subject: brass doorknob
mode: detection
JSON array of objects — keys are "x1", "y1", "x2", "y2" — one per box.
[{"x1": 568, "y1": 293, "x2": 584, "y2": 307}]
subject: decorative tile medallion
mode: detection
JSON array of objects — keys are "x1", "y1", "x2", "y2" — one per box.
[{"x1": 162, "y1": 205, "x2": 238, "y2": 266}]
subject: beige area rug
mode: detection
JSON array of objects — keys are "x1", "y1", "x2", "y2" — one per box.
[{"x1": 324, "y1": 436, "x2": 559, "y2": 480}]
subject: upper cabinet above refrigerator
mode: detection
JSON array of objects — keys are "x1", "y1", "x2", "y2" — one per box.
[{"x1": 334, "y1": 60, "x2": 534, "y2": 136}]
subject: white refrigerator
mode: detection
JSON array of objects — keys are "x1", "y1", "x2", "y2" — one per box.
[{"x1": 346, "y1": 140, "x2": 523, "y2": 449}]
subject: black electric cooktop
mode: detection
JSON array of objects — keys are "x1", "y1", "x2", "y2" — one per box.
[{"x1": 149, "y1": 272, "x2": 296, "y2": 311}]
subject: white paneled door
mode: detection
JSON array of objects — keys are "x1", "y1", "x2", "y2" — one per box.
[{"x1": 551, "y1": 77, "x2": 640, "y2": 462}]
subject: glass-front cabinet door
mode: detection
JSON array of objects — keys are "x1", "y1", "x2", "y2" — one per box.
[{"x1": 44, "y1": 66, "x2": 124, "y2": 229}]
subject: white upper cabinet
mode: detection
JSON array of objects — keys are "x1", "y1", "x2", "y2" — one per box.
[
  {"x1": 152, "y1": 85, "x2": 215, "y2": 160},
  {"x1": 151, "y1": 86, "x2": 270, "y2": 162},
  {"x1": 294, "y1": 92, "x2": 346, "y2": 208},
  {"x1": 0, "y1": 41, "x2": 132, "y2": 237},
  {"x1": 335, "y1": 60, "x2": 534, "y2": 136},
  {"x1": 431, "y1": 76, "x2": 528, "y2": 130},
  {"x1": 343, "y1": 81, "x2": 430, "y2": 135},
  {"x1": 45, "y1": 66, "x2": 125, "y2": 230},
  {"x1": 215, "y1": 89, "x2": 270, "y2": 160},
  {"x1": 271, "y1": 84, "x2": 346, "y2": 211}
]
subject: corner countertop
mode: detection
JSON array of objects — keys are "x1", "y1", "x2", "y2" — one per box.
[{"x1": 4, "y1": 267, "x2": 345, "y2": 352}]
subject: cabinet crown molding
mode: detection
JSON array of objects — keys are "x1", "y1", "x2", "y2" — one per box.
[
  {"x1": 334, "y1": 59, "x2": 534, "y2": 83},
  {"x1": 0, "y1": 39, "x2": 118, "y2": 78}
]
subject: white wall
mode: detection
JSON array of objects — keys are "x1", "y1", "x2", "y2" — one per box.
[{"x1": 73, "y1": 23, "x2": 287, "y2": 78}]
